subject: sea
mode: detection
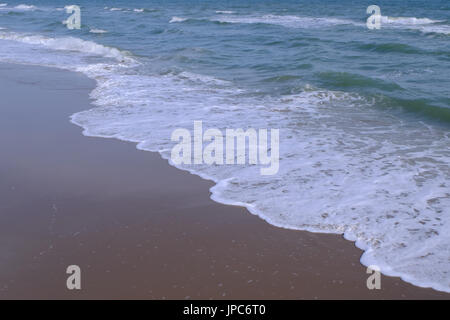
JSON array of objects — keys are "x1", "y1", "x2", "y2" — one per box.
[{"x1": 0, "y1": 0, "x2": 449, "y2": 292}]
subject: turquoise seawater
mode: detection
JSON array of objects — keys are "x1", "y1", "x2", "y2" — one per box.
[{"x1": 0, "y1": 0, "x2": 449, "y2": 292}]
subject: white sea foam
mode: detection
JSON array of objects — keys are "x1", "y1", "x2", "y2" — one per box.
[
  {"x1": 0, "y1": 4, "x2": 39, "y2": 11},
  {"x1": 380, "y1": 16, "x2": 443, "y2": 25},
  {"x1": 215, "y1": 10, "x2": 235, "y2": 14},
  {"x1": 0, "y1": 31, "x2": 133, "y2": 62},
  {"x1": 89, "y1": 28, "x2": 108, "y2": 34},
  {"x1": 0, "y1": 31, "x2": 449, "y2": 293},
  {"x1": 169, "y1": 16, "x2": 188, "y2": 23},
  {"x1": 419, "y1": 25, "x2": 450, "y2": 35},
  {"x1": 212, "y1": 14, "x2": 361, "y2": 28},
  {"x1": 210, "y1": 13, "x2": 449, "y2": 35},
  {"x1": 71, "y1": 72, "x2": 450, "y2": 293},
  {"x1": 380, "y1": 16, "x2": 450, "y2": 35},
  {"x1": 104, "y1": 7, "x2": 151, "y2": 14},
  {"x1": 68, "y1": 60, "x2": 450, "y2": 293},
  {"x1": 14, "y1": 4, "x2": 36, "y2": 10}
]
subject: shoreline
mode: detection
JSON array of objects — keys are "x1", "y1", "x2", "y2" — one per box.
[{"x1": 0, "y1": 62, "x2": 448, "y2": 299}]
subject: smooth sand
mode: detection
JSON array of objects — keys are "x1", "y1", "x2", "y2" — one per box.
[{"x1": 0, "y1": 63, "x2": 448, "y2": 299}]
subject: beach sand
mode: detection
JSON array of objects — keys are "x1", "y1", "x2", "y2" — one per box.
[{"x1": 0, "y1": 63, "x2": 448, "y2": 299}]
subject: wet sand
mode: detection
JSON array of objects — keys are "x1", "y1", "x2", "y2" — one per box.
[{"x1": 0, "y1": 63, "x2": 448, "y2": 299}]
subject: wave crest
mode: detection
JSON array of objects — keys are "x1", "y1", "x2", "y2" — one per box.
[{"x1": 0, "y1": 31, "x2": 133, "y2": 62}]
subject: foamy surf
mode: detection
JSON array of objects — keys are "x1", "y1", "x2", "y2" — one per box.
[
  {"x1": 215, "y1": 10, "x2": 235, "y2": 14},
  {"x1": 68, "y1": 67, "x2": 450, "y2": 293},
  {"x1": 0, "y1": 31, "x2": 134, "y2": 62},
  {"x1": 211, "y1": 14, "x2": 361, "y2": 28},
  {"x1": 209, "y1": 13, "x2": 449, "y2": 35},
  {"x1": 380, "y1": 16, "x2": 444, "y2": 25},
  {"x1": 420, "y1": 25, "x2": 450, "y2": 35},
  {"x1": 14, "y1": 4, "x2": 36, "y2": 10},
  {"x1": 170, "y1": 16, "x2": 188, "y2": 23},
  {"x1": 104, "y1": 7, "x2": 150, "y2": 13},
  {"x1": 89, "y1": 28, "x2": 108, "y2": 34},
  {"x1": 380, "y1": 15, "x2": 450, "y2": 35}
]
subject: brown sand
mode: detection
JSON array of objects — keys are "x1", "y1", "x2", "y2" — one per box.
[{"x1": 0, "y1": 63, "x2": 448, "y2": 299}]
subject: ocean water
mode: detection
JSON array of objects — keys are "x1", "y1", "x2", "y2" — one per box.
[{"x1": 0, "y1": 0, "x2": 449, "y2": 292}]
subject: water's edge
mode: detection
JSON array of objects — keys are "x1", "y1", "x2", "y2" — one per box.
[{"x1": 63, "y1": 67, "x2": 448, "y2": 294}]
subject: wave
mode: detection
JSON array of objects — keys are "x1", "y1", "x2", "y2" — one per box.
[
  {"x1": 169, "y1": 16, "x2": 188, "y2": 23},
  {"x1": 89, "y1": 28, "x2": 108, "y2": 34},
  {"x1": 388, "y1": 97, "x2": 450, "y2": 123},
  {"x1": 14, "y1": 4, "x2": 36, "y2": 10},
  {"x1": 380, "y1": 16, "x2": 444, "y2": 25},
  {"x1": 104, "y1": 7, "x2": 155, "y2": 13},
  {"x1": 215, "y1": 10, "x2": 235, "y2": 14},
  {"x1": 419, "y1": 25, "x2": 450, "y2": 35},
  {"x1": 380, "y1": 15, "x2": 450, "y2": 35},
  {"x1": 167, "y1": 13, "x2": 449, "y2": 35},
  {"x1": 211, "y1": 14, "x2": 361, "y2": 28},
  {"x1": 168, "y1": 14, "x2": 361, "y2": 28},
  {"x1": 69, "y1": 69, "x2": 450, "y2": 293},
  {"x1": 0, "y1": 31, "x2": 133, "y2": 62},
  {"x1": 206, "y1": 13, "x2": 450, "y2": 35},
  {"x1": 358, "y1": 42, "x2": 423, "y2": 54},
  {"x1": 317, "y1": 71, "x2": 404, "y2": 92},
  {"x1": 0, "y1": 3, "x2": 42, "y2": 12}
]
